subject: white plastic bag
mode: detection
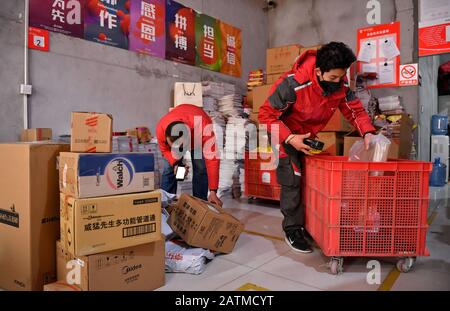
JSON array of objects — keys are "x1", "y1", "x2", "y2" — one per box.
[
  {"x1": 165, "y1": 240, "x2": 215, "y2": 275},
  {"x1": 348, "y1": 134, "x2": 391, "y2": 162}
]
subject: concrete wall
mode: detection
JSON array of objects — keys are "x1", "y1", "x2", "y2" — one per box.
[
  {"x1": 0, "y1": 0, "x2": 268, "y2": 142},
  {"x1": 268, "y1": 0, "x2": 419, "y2": 127},
  {"x1": 0, "y1": 0, "x2": 25, "y2": 142}
]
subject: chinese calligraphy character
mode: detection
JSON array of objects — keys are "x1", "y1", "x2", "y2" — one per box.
[
  {"x1": 141, "y1": 23, "x2": 155, "y2": 41},
  {"x1": 52, "y1": 0, "x2": 65, "y2": 9},
  {"x1": 175, "y1": 13, "x2": 187, "y2": 31},
  {"x1": 99, "y1": 10, "x2": 117, "y2": 30},
  {"x1": 203, "y1": 25, "x2": 214, "y2": 39},
  {"x1": 52, "y1": 9, "x2": 65, "y2": 23},
  {"x1": 141, "y1": 2, "x2": 156, "y2": 19},
  {"x1": 227, "y1": 34, "x2": 236, "y2": 48},
  {"x1": 204, "y1": 43, "x2": 214, "y2": 59},
  {"x1": 175, "y1": 34, "x2": 187, "y2": 51},
  {"x1": 227, "y1": 52, "x2": 236, "y2": 65}
]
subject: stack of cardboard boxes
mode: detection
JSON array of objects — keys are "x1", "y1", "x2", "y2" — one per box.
[{"x1": 50, "y1": 112, "x2": 165, "y2": 291}]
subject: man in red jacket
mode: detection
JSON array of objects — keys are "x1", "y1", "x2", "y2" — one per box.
[
  {"x1": 156, "y1": 104, "x2": 222, "y2": 206},
  {"x1": 259, "y1": 42, "x2": 376, "y2": 253}
]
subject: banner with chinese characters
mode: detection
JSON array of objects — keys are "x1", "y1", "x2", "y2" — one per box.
[
  {"x1": 29, "y1": 0, "x2": 85, "y2": 38},
  {"x1": 418, "y1": 0, "x2": 450, "y2": 57},
  {"x1": 165, "y1": 0, "x2": 195, "y2": 65},
  {"x1": 195, "y1": 13, "x2": 221, "y2": 71},
  {"x1": 220, "y1": 21, "x2": 241, "y2": 77},
  {"x1": 129, "y1": 0, "x2": 165, "y2": 58},
  {"x1": 84, "y1": 0, "x2": 130, "y2": 49}
]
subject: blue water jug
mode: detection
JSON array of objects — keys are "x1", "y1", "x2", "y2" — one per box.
[
  {"x1": 430, "y1": 157, "x2": 447, "y2": 187},
  {"x1": 431, "y1": 115, "x2": 448, "y2": 135}
]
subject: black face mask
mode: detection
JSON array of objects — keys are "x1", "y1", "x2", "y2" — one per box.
[{"x1": 319, "y1": 76, "x2": 341, "y2": 95}]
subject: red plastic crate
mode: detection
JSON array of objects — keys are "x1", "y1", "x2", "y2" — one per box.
[
  {"x1": 304, "y1": 156, "x2": 431, "y2": 257},
  {"x1": 245, "y1": 151, "x2": 281, "y2": 201}
]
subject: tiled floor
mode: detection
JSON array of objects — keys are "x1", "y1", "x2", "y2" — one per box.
[{"x1": 158, "y1": 185, "x2": 450, "y2": 291}]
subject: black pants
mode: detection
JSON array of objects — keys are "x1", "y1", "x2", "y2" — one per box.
[{"x1": 276, "y1": 143, "x2": 305, "y2": 235}]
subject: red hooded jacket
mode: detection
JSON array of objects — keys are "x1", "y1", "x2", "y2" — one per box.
[
  {"x1": 258, "y1": 50, "x2": 375, "y2": 156},
  {"x1": 156, "y1": 104, "x2": 220, "y2": 190}
]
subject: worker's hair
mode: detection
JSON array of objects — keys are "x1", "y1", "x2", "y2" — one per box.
[
  {"x1": 165, "y1": 121, "x2": 188, "y2": 142},
  {"x1": 316, "y1": 42, "x2": 356, "y2": 73}
]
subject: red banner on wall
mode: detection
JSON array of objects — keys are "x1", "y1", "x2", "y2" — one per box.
[
  {"x1": 418, "y1": 0, "x2": 450, "y2": 57},
  {"x1": 220, "y1": 21, "x2": 241, "y2": 78}
]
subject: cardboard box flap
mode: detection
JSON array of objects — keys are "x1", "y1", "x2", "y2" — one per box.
[{"x1": 72, "y1": 111, "x2": 113, "y2": 119}]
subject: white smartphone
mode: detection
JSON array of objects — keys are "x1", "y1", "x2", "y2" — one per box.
[{"x1": 175, "y1": 166, "x2": 186, "y2": 181}]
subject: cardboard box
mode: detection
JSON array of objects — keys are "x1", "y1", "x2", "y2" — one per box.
[
  {"x1": 44, "y1": 282, "x2": 82, "y2": 291},
  {"x1": 71, "y1": 112, "x2": 113, "y2": 153},
  {"x1": 56, "y1": 240, "x2": 165, "y2": 291},
  {"x1": 266, "y1": 44, "x2": 302, "y2": 75},
  {"x1": 168, "y1": 193, "x2": 244, "y2": 254},
  {"x1": 299, "y1": 45, "x2": 322, "y2": 56},
  {"x1": 20, "y1": 128, "x2": 52, "y2": 142},
  {"x1": 59, "y1": 152, "x2": 155, "y2": 199},
  {"x1": 251, "y1": 84, "x2": 272, "y2": 113},
  {"x1": 0, "y1": 142, "x2": 69, "y2": 291},
  {"x1": 322, "y1": 110, "x2": 354, "y2": 132},
  {"x1": 267, "y1": 73, "x2": 281, "y2": 84},
  {"x1": 60, "y1": 191, "x2": 162, "y2": 257},
  {"x1": 316, "y1": 132, "x2": 344, "y2": 156},
  {"x1": 249, "y1": 112, "x2": 259, "y2": 125}
]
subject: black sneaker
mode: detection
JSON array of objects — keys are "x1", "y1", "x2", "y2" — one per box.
[
  {"x1": 301, "y1": 227, "x2": 313, "y2": 243},
  {"x1": 285, "y1": 230, "x2": 313, "y2": 254}
]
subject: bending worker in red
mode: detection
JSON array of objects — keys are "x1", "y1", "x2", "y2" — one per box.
[
  {"x1": 259, "y1": 42, "x2": 376, "y2": 253},
  {"x1": 156, "y1": 104, "x2": 222, "y2": 206}
]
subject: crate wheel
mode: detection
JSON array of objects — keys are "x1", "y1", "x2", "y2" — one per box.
[
  {"x1": 329, "y1": 257, "x2": 344, "y2": 275},
  {"x1": 396, "y1": 257, "x2": 415, "y2": 273}
]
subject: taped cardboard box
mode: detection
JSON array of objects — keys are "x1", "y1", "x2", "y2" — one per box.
[
  {"x1": 322, "y1": 109, "x2": 354, "y2": 132},
  {"x1": 0, "y1": 142, "x2": 69, "y2": 291},
  {"x1": 266, "y1": 44, "x2": 302, "y2": 75},
  {"x1": 266, "y1": 73, "x2": 281, "y2": 84},
  {"x1": 299, "y1": 45, "x2": 322, "y2": 56},
  {"x1": 60, "y1": 191, "x2": 162, "y2": 257},
  {"x1": 316, "y1": 132, "x2": 344, "y2": 156},
  {"x1": 168, "y1": 194, "x2": 244, "y2": 254},
  {"x1": 44, "y1": 282, "x2": 81, "y2": 291},
  {"x1": 56, "y1": 239, "x2": 165, "y2": 291},
  {"x1": 251, "y1": 84, "x2": 272, "y2": 113},
  {"x1": 59, "y1": 152, "x2": 155, "y2": 198},
  {"x1": 249, "y1": 112, "x2": 259, "y2": 125},
  {"x1": 71, "y1": 112, "x2": 113, "y2": 153},
  {"x1": 20, "y1": 128, "x2": 52, "y2": 142}
]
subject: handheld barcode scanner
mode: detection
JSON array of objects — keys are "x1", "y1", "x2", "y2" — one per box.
[
  {"x1": 304, "y1": 138, "x2": 325, "y2": 150},
  {"x1": 304, "y1": 138, "x2": 325, "y2": 154}
]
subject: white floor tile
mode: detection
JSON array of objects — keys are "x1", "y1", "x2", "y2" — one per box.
[
  {"x1": 218, "y1": 233, "x2": 290, "y2": 269},
  {"x1": 157, "y1": 258, "x2": 253, "y2": 291},
  {"x1": 257, "y1": 250, "x2": 391, "y2": 291},
  {"x1": 216, "y1": 269, "x2": 320, "y2": 291},
  {"x1": 391, "y1": 269, "x2": 450, "y2": 291}
]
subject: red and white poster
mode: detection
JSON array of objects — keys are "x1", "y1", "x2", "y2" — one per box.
[
  {"x1": 356, "y1": 22, "x2": 400, "y2": 88},
  {"x1": 399, "y1": 63, "x2": 419, "y2": 86},
  {"x1": 419, "y1": 0, "x2": 450, "y2": 57}
]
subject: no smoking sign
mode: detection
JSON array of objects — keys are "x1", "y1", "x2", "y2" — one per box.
[{"x1": 399, "y1": 63, "x2": 418, "y2": 86}]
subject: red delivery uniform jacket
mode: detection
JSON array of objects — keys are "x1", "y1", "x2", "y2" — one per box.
[
  {"x1": 259, "y1": 50, "x2": 375, "y2": 158},
  {"x1": 156, "y1": 104, "x2": 220, "y2": 190}
]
